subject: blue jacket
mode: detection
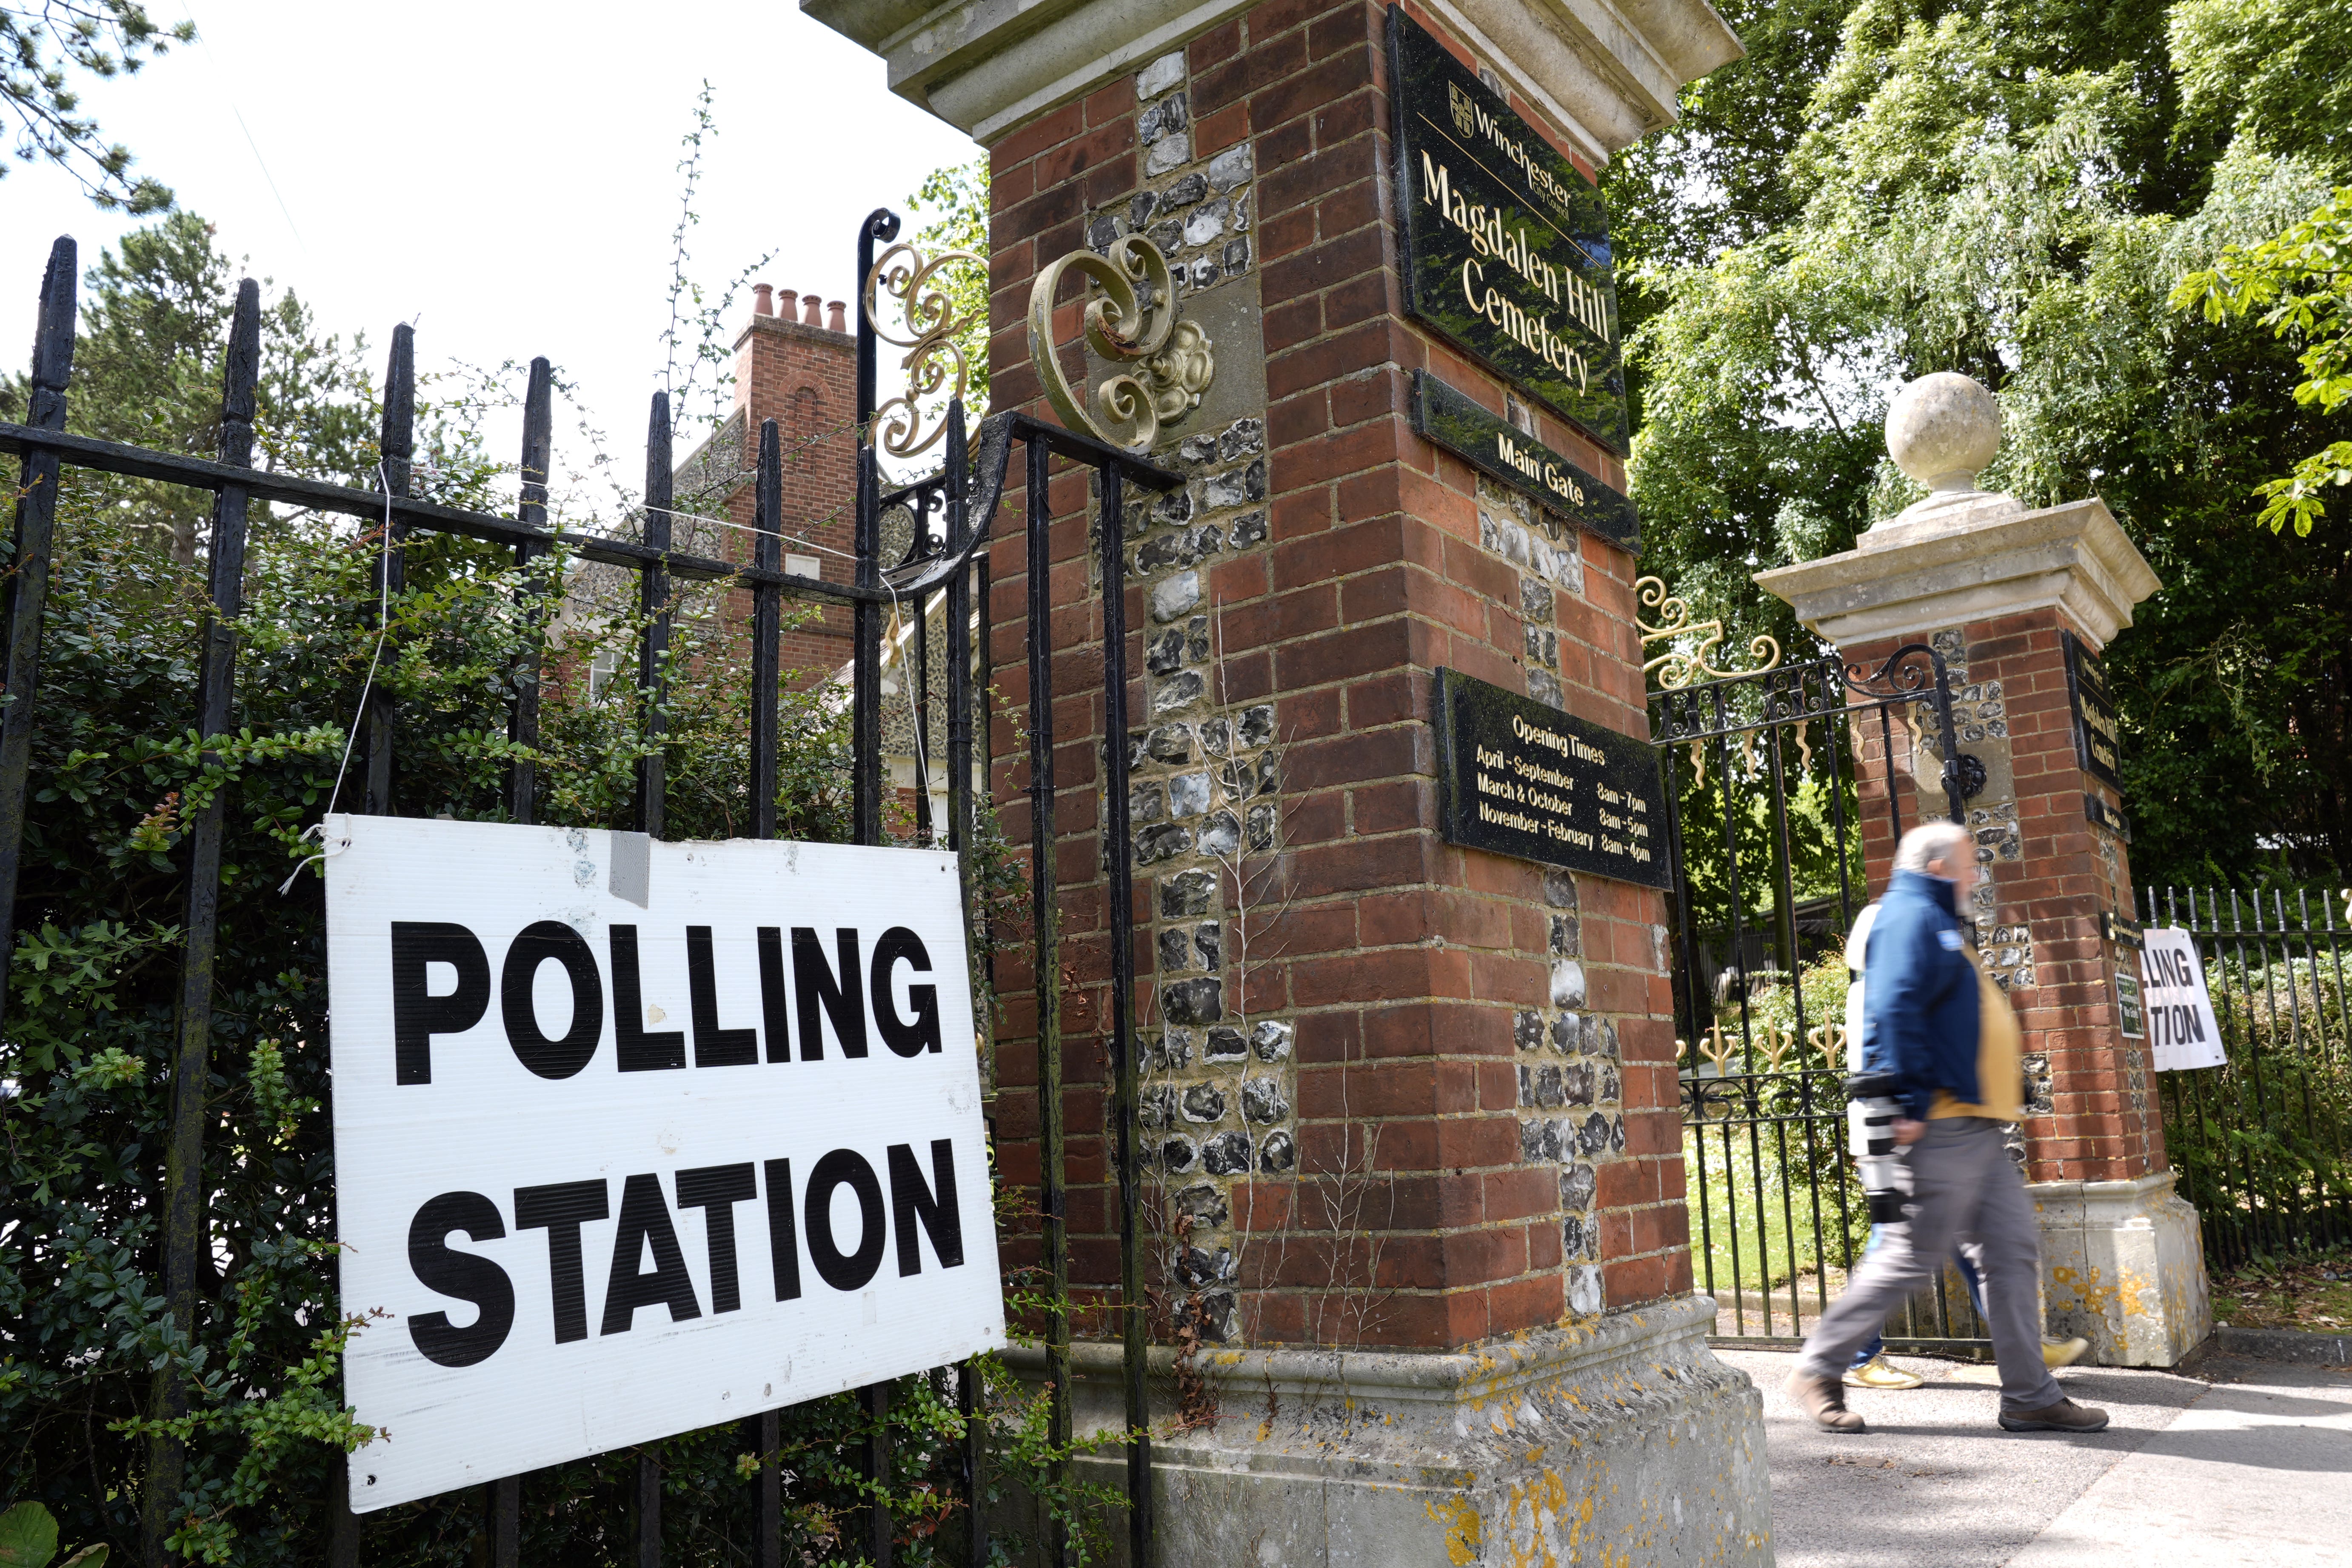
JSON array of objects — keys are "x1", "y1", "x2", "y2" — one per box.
[{"x1": 1861, "y1": 869, "x2": 1979, "y2": 1121}]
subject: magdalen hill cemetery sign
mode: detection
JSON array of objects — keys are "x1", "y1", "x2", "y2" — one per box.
[{"x1": 1389, "y1": 5, "x2": 1627, "y2": 458}]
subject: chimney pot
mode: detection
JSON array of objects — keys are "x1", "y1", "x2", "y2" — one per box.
[
  {"x1": 776, "y1": 289, "x2": 799, "y2": 323},
  {"x1": 802, "y1": 292, "x2": 824, "y2": 327},
  {"x1": 753, "y1": 283, "x2": 774, "y2": 317},
  {"x1": 827, "y1": 299, "x2": 848, "y2": 334}
]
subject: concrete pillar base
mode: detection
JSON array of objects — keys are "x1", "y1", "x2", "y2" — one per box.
[
  {"x1": 2031, "y1": 1168, "x2": 2212, "y2": 1366},
  {"x1": 1002, "y1": 1295, "x2": 1770, "y2": 1567}
]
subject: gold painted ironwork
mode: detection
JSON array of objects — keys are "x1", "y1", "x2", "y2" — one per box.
[
  {"x1": 1636, "y1": 575, "x2": 1782, "y2": 689},
  {"x1": 1025, "y1": 234, "x2": 1213, "y2": 450},
  {"x1": 1793, "y1": 717, "x2": 1814, "y2": 774},
  {"x1": 1808, "y1": 1022, "x2": 1845, "y2": 1071},
  {"x1": 862, "y1": 241, "x2": 987, "y2": 459}
]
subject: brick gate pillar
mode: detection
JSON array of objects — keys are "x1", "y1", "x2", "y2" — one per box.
[
  {"x1": 813, "y1": 0, "x2": 1772, "y2": 1561},
  {"x1": 1758, "y1": 374, "x2": 2210, "y2": 1367}
]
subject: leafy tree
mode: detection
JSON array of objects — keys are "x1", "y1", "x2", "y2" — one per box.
[
  {"x1": 1608, "y1": 0, "x2": 2352, "y2": 889},
  {"x1": 0, "y1": 1, "x2": 187, "y2": 211}
]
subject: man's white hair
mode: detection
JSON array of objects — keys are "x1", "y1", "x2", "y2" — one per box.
[{"x1": 1892, "y1": 820, "x2": 1972, "y2": 874}]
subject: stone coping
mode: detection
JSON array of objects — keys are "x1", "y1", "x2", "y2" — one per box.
[{"x1": 1755, "y1": 496, "x2": 2161, "y2": 649}]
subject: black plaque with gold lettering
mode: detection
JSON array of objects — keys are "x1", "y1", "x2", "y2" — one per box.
[
  {"x1": 1388, "y1": 5, "x2": 1627, "y2": 457},
  {"x1": 1411, "y1": 371, "x2": 1639, "y2": 550},
  {"x1": 1433, "y1": 667, "x2": 1669, "y2": 888},
  {"x1": 2062, "y1": 631, "x2": 2124, "y2": 791}
]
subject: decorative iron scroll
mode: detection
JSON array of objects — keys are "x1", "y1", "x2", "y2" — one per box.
[
  {"x1": 1636, "y1": 575, "x2": 1781, "y2": 689},
  {"x1": 862, "y1": 241, "x2": 986, "y2": 459},
  {"x1": 1025, "y1": 234, "x2": 1213, "y2": 450}
]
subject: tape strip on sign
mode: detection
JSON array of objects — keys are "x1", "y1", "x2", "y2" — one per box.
[
  {"x1": 325, "y1": 816, "x2": 1004, "y2": 1511},
  {"x1": 2139, "y1": 926, "x2": 2227, "y2": 1072}
]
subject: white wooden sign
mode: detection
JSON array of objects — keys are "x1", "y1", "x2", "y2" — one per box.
[
  {"x1": 324, "y1": 816, "x2": 1002, "y2": 1511},
  {"x1": 2140, "y1": 926, "x2": 2226, "y2": 1071}
]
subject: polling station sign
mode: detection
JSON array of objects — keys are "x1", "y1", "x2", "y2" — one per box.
[
  {"x1": 2141, "y1": 927, "x2": 2227, "y2": 1072},
  {"x1": 324, "y1": 817, "x2": 1002, "y2": 1510}
]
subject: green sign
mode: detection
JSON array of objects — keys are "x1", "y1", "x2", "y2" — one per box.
[
  {"x1": 2115, "y1": 968, "x2": 2146, "y2": 1040},
  {"x1": 1410, "y1": 372, "x2": 1639, "y2": 551},
  {"x1": 1387, "y1": 6, "x2": 1626, "y2": 456}
]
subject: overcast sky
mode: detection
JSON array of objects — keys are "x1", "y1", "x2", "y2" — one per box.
[{"x1": 2, "y1": 0, "x2": 978, "y2": 505}]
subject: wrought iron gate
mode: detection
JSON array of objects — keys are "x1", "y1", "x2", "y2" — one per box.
[
  {"x1": 0, "y1": 210, "x2": 1165, "y2": 1566},
  {"x1": 1650, "y1": 638, "x2": 1991, "y2": 1351}
]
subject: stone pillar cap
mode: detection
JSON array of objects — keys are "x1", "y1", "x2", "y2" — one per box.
[{"x1": 1873, "y1": 371, "x2": 2024, "y2": 533}]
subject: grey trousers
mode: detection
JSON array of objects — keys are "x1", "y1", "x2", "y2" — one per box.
[{"x1": 1795, "y1": 1116, "x2": 2064, "y2": 1411}]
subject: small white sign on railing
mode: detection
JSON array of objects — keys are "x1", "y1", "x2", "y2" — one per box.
[
  {"x1": 2140, "y1": 926, "x2": 2226, "y2": 1072},
  {"x1": 325, "y1": 817, "x2": 1002, "y2": 1510}
]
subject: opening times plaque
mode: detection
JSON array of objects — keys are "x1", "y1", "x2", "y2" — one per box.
[{"x1": 1433, "y1": 668, "x2": 1670, "y2": 888}]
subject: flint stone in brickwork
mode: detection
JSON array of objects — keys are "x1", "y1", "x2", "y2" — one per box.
[
  {"x1": 1125, "y1": 728, "x2": 1149, "y2": 768},
  {"x1": 1515, "y1": 1009, "x2": 1543, "y2": 1052},
  {"x1": 1186, "y1": 616, "x2": 1210, "y2": 662},
  {"x1": 1151, "y1": 571, "x2": 1200, "y2": 623},
  {"x1": 1568, "y1": 1265, "x2": 1602, "y2": 1316},
  {"x1": 1231, "y1": 194, "x2": 1250, "y2": 232},
  {"x1": 1153, "y1": 1029, "x2": 1195, "y2": 1070},
  {"x1": 1254, "y1": 752, "x2": 1279, "y2": 794},
  {"x1": 1201, "y1": 1131, "x2": 1251, "y2": 1175},
  {"x1": 1206, "y1": 1026, "x2": 1247, "y2": 1060},
  {"x1": 1138, "y1": 49, "x2": 1185, "y2": 98},
  {"x1": 1562, "y1": 1063, "x2": 1595, "y2": 1105},
  {"x1": 1181, "y1": 1084, "x2": 1227, "y2": 1123},
  {"x1": 1215, "y1": 758, "x2": 1251, "y2": 798},
  {"x1": 1520, "y1": 1118, "x2": 1558, "y2": 1161},
  {"x1": 1141, "y1": 1085, "x2": 1175, "y2": 1128},
  {"x1": 1135, "y1": 823, "x2": 1193, "y2": 865},
  {"x1": 1153, "y1": 486, "x2": 1194, "y2": 526},
  {"x1": 1199, "y1": 717, "x2": 1232, "y2": 757},
  {"x1": 1576, "y1": 1113, "x2": 1611, "y2": 1155},
  {"x1": 1161, "y1": 867, "x2": 1215, "y2": 916},
  {"x1": 1139, "y1": 92, "x2": 1188, "y2": 145},
  {"x1": 1176, "y1": 1245, "x2": 1234, "y2": 1287},
  {"x1": 1198, "y1": 810, "x2": 1240, "y2": 855},
  {"x1": 1175, "y1": 1182, "x2": 1226, "y2": 1226},
  {"x1": 1551, "y1": 959, "x2": 1587, "y2": 1008},
  {"x1": 1239, "y1": 705, "x2": 1275, "y2": 747},
  {"x1": 1087, "y1": 214, "x2": 1125, "y2": 253},
  {"x1": 1149, "y1": 217, "x2": 1185, "y2": 254},
  {"x1": 1146, "y1": 629, "x2": 1185, "y2": 677},
  {"x1": 1516, "y1": 1065, "x2": 1531, "y2": 1106},
  {"x1": 1246, "y1": 800, "x2": 1277, "y2": 850},
  {"x1": 1177, "y1": 433, "x2": 1219, "y2": 466},
  {"x1": 1222, "y1": 236, "x2": 1251, "y2": 273},
  {"x1": 1528, "y1": 669, "x2": 1563, "y2": 708},
  {"x1": 1552, "y1": 1012, "x2": 1580, "y2": 1053},
  {"x1": 1147, "y1": 723, "x2": 1193, "y2": 762},
  {"x1": 1130, "y1": 782, "x2": 1166, "y2": 824},
  {"x1": 1611, "y1": 1115, "x2": 1627, "y2": 1153},
  {"x1": 1562, "y1": 1212, "x2": 1589, "y2": 1260},
  {"x1": 1207, "y1": 143, "x2": 1253, "y2": 191},
  {"x1": 1219, "y1": 418, "x2": 1264, "y2": 461},
  {"x1": 1550, "y1": 914, "x2": 1578, "y2": 958},
  {"x1": 1153, "y1": 671, "x2": 1205, "y2": 714},
  {"x1": 1544, "y1": 869, "x2": 1578, "y2": 909},
  {"x1": 1600, "y1": 1019, "x2": 1620, "y2": 1059},
  {"x1": 1158, "y1": 170, "x2": 1208, "y2": 209},
  {"x1": 1183, "y1": 201, "x2": 1227, "y2": 248},
  {"x1": 1204, "y1": 460, "x2": 1267, "y2": 509},
  {"x1": 1195, "y1": 1289, "x2": 1239, "y2": 1342},
  {"x1": 1169, "y1": 770, "x2": 1212, "y2": 816},
  {"x1": 1525, "y1": 625, "x2": 1558, "y2": 668},
  {"x1": 1138, "y1": 529, "x2": 1202, "y2": 572},
  {"x1": 1601, "y1": 1065, "x2": 1620, "y2": 1102},
  {"x1": 1196, "y1": 923, "x2": 1221, "y2": 969},
  {"x1": 1159, "y1": 1135, "x2": 1198, "y2": 1171},
  {"x1": 1533, "y1": 1065, "x2": 1564, "y2": 1108},
  {"x1": 1159, "y1": 928, "x2": 1193, "y2": 972},
  {"x1": 1229, "y1": 509, "x2": 1267, "y2": 548},
  {"x1": 1241, "y1": 1077, "x2": 1288, "y2": 1123},
  {"x1": 1560, "y1": 1162, "x2": 1597, "y2": 1211},
  {"x1": 1184, "y1": 257, "x2": 1219, "y2": 291},
  {"x1": 1258, "y1": 1129, "x2": 1295, "y2": 1173},
  {"x1": 1129, "y1": 190, "x2": 1159, "y2": 228},
  {"x1": 1521, "y1": 577, "x2": 1554, "y2": 622},
  {"x1": 1163, "y1": 977, "x2": 1223, "y2": 1025},
  {"x1": 1251, "y1": 1020, "x2": 1293, "y2": 1061}
]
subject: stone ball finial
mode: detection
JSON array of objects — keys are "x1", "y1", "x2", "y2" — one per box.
[{"x1": 1886, "y1": 372, "x2": 2000, "y2": 494}]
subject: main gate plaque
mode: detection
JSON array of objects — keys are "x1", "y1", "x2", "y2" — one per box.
[
  {"x1": 1388, "y1": 5, "x2": 1627, "y2": 457},
  {"x1": 1433, "y1": 668, "x2": 1669, "y2": 888}
]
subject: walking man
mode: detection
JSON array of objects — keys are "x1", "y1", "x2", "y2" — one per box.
[{"x1": 1785, "y1": 821, "x2": 2108, "y2": 1434}]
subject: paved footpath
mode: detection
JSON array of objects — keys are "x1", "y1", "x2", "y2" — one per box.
[{"x1": 1718, "y1": 1346, "x2": 2352, "y2": 1566}]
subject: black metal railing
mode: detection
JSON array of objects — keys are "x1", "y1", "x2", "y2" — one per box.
[
  {"x1": 2144, "y1": 885, "x2": 2352, "y2": 1272},
  {"x1": 1654, "y1": 645, "x2": 1985, "y2": 1349},
  {"x1": 0, "y1": 209, "x2": 1173, "y2": 1567}
]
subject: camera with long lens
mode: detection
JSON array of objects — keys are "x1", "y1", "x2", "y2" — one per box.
[{"x1": 1844, "y1": 1070, "x2": 1908, "y2": 1224}]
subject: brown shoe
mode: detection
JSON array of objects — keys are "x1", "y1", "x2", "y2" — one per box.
[
  {"x1": 1784, "y1": 1371, "x2": 1867, "y2": 1433},
  {"x1": 1998, "y1": 1397, "x2": 2110, "y2": 1433}
]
